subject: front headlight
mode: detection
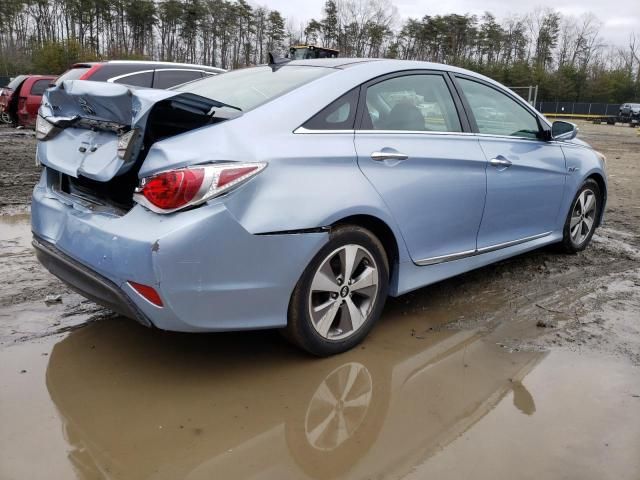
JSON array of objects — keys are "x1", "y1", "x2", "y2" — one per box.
[{"x1": 35, "y1": 115, "x2": 60, "y2": 141}]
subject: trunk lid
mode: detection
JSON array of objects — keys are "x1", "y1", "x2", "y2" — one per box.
[
  {"x1": 38, "y1": 80, "x2": 240, "y2": 212},
  {"x1": 38, "y1": 80, "x2": 179, "y2": 181}
]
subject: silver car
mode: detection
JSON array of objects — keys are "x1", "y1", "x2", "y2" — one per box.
[{"x1": 32, "y1": 58, "x2": 607, "y2": 356}]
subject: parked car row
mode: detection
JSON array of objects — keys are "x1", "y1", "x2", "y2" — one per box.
[
  {"x1": 1, "y1": 60, "x2": 225, "y2": 127},
  {"x1": 0, "y1": 75, "x2": 57, "y2": 127}
]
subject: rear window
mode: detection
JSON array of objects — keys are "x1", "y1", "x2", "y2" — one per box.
[
  {"x1": 54, "y1": 66, "x2": 92, "y2": 85},
  {"x1": 174, "y1": 65, "x2": 332, "y2": 111},
  {"x1": 6, "y1": 75, "x2": 26, "y2": 90},
  {"x1": 30, "y1": 79, "x2": 52, "y2": 95}
]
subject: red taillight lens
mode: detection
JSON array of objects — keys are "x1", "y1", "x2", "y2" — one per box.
[
  {"x1": 134, "y1": 162, "x2": 266, "y2": 214},
  {"x1": 141, "y1": 169, "x2": 205, "y2": 210},
  {"x1": 218, "y1": 166, "x2": 259, "y2": 188},
  {"x1": 129, "y1": 281, "x2": 163, "y2": 307}
]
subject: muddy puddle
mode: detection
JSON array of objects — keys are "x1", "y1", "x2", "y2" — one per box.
[
  {"x1": 1, "y1": 121, "x2": 639, "y2": 479},
  {"x1": 1, "y1": 316, "x2": 639, "y2": 480},
  {"x1": 0, "y1": 214, "x2": 110, "y2": 347}
]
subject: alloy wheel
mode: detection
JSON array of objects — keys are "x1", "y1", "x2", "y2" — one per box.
[
  {"x1": 308, "y1": 244, "x2": 379, "y2": 340},
  {"x1": 570, "y1": 189, "x2": 597, "y2": 245}
]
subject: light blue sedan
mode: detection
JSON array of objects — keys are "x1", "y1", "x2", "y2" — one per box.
[{"x1": 32, "y1": 58, "x2": 607, "y2": 355}]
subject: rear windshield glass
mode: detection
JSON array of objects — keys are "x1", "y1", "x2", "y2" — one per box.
[
  {"x1": 6, "y1": 75, "x2": 26, "y2": 90},
  {"x1": 174, "y1": 65, "x2": 332, "y2": 111},
  {"x1": 54, "y1": 66, "x2": 92, "y2": 85}
]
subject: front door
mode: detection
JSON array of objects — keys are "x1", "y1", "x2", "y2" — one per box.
[{"x1": 455, "y1": 77, "x2": 566, "y2": 249}]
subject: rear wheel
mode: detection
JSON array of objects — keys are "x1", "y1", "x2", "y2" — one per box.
[
  {"x1": 561, "y1": 179, "x2": 601, "y2": 253},
  {"x1": 285, "y1": 225, "x2": 389, "y2": 356}
]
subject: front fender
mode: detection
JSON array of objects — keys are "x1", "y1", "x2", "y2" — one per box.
[{"x1": 560, "y1": 142, "x2": 608, "y2": 227}]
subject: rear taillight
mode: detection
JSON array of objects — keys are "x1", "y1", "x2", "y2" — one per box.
[
  {"x1": 134, "y1": 162, "x2": 266, "y2": 213},
  {"x1": 139, "y1": 168, "x2": 205, "y2": 210},
  {"x1": 36, "y1": 115, "x2": 60, "y2": 140}
]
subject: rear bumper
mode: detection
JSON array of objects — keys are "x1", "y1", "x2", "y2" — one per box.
[
  {"x1": 33, "y1": 236, "x2": 152, "y2": 327},
  {"x1": 31, "y1": 168, "x2": 327, "y2": 332}
]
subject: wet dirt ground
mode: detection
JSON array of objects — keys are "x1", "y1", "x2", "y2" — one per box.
[{"x1": 1, "y1": 122, "x2": 639, "y2": 479}]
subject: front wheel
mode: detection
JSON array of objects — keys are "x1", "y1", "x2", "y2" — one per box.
[
  {"x1": 285, "y1": 225, "x2": 389, "y2": 356},
  {"x1": 561, "y1": 179, "x2": 601, "y2": 253}
]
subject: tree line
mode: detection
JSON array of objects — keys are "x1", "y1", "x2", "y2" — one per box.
[{"x1": 1, "y1": 0, "x2": 638, "y2": 103}]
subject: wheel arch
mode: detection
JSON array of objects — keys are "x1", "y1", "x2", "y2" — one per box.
[
  {"x1": 331, "y1": 214, "x2": 401, "y2": 286},
  {"x1": 585, "y1": 172, "x2": 607, "y2": 226}
]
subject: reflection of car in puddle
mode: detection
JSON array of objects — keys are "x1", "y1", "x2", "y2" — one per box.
[
  {"x1": 46, "y1": 319, "x2": 544, "y2": 479},
  {"x1": 304, "y1": 362, "x2": 373, "y2": 451}
]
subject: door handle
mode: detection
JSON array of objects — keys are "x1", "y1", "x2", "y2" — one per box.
[
  {"x1": 370, "y1": 150, "x2": 409, "y2": 161},
  {"x1": 489, "y1": 157, "x2": 512, "y2": 168}
]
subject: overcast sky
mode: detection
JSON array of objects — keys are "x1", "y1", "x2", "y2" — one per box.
[{"x1": 263, "y1": 0, "x2": 640, "y2": 47}]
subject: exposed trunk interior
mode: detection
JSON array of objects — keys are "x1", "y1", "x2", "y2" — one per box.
[{"x1": 51, "y1": 93, "x2": 238, "y2": 214}]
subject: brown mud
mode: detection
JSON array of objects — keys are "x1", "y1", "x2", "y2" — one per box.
[{"x1": 1, "y1": 121, "x2": 639, "y2": 479}]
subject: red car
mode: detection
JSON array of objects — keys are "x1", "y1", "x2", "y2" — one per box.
[{"x1": 0, "y1": 74, "x2": 56, "y2": 127}]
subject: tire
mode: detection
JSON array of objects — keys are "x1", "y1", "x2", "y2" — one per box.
[
  {"x1": 284, "y1": 225, "x2": 389, "y2": 356},
  {"x1": 561, "y1": 179, "x2": 601, "y2": 253}
]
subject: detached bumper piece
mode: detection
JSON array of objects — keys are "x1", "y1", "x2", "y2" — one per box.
[{"x1": 32, "y1": 236, "x2": 153, "y2": 328}]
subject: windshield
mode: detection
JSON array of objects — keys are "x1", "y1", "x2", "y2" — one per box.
[
  {"x1": 174, "y1": 65, "x2": 332, "y2": 111},
  {"x1": 54, "y1": 66, "x2": 92, "y2": 86},
  {"x1": 6, "y1": 75, "x2": 27, "y2": 90}
]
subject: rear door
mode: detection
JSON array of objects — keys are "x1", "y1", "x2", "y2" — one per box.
[
  {"x1": 454, "y1": 76, "x2": 566, "y2": 249},
  {"x1": 354, "y1": 72, "x2": 487, "y2": 264}
]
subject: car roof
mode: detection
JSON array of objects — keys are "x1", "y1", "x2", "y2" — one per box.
[
  {"x1": 71, "y1": 60, "x2": 224, "y2": 72},
  {"x1": 285, "y1": 58, "x2": 382, "y2": 69},
  {"x1": 281, "y1": 58, "x2": 486, "y2": 76},
  {"x1": 105, "y1": 60, "x2": 224, "y2": 72}
]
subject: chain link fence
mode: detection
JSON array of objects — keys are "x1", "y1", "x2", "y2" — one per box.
[{"x1": 535, "y1": 101, "x2": 622, "y2": 117}]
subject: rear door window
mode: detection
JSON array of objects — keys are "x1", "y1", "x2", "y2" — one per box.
[
  {"x1": 302, "y1": 88, "x2": 359, "y2": 130},
  {"x1": 362, "y1": 74, "x2": 462, "y2": 132},
  {"x1": 153, "y1": 70, "x2": 203, "y2": 89},
  {"x1": 30, "y1": 79, "x2": 51, "y2": 95},
  {"x1": 112, "y1": 71, "x2": 153, "y2": 88}
]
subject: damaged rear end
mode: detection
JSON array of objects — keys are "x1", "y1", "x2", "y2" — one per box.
[
  {"x1": 32, "y1": 80, "x2": 251, "y2": 329},
  {"x1": 31, "y1": 77, "x2": 321, "y2": 333},
  {"x1": 36, "y1": 80, "x2": 239, "y2": 214}
]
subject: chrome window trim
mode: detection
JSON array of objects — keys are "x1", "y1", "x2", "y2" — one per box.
[
  {"x1": 294, "y1": 126, "x2": 355, "y2": 134},
  {"x1": 355, "y1": 129, "x2": 474, "y2": 136},
  {"x1": 107, "y1": 70, "x2": 155, "y2": 83},
  {"x1": 415, "y1": 231, "x2": 552, "y2": 266},
  {"x1": 153, "y1": 68, "x2": 206, "y2": 73}
]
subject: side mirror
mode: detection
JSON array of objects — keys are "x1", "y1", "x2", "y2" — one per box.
[{"x1": 551, "y1": 120, "x2": 578, "y2": 141}]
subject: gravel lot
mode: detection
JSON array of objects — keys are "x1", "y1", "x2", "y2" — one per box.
[{"x1": 1, "y1": 121, "x2": 639, "y2": 480}]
